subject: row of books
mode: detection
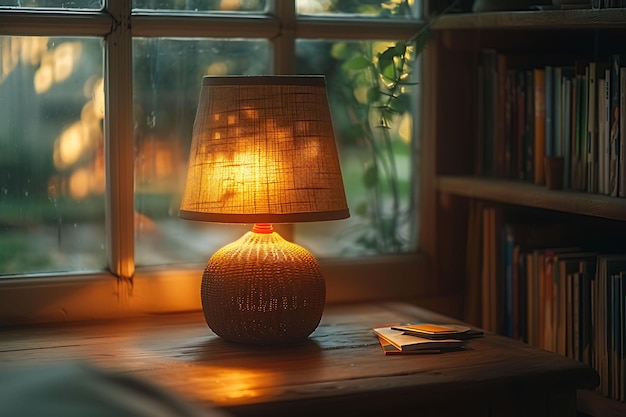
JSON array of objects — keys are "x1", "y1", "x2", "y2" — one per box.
[
  {"x1": 477, "y1": 49, "x2": 626, "y2": 196},
  {"x1": 471, "y1": 203, "x2": 626, "y2": 402}
]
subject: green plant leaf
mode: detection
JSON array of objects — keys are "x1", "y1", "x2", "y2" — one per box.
[
  {"x1": 412, "y1": 29, "x2": 430, "y2": 57},
  {"x1": 362, "y1": 164, "x2": 379, "y2": 189},
  {"x1": 393, "y1": 41, "x2": 406, "y2": 56},
  {"x1": 343, "y1": 55, "x2": 370, "y2": 71},
  {"x1": 331, "y1": 42, "x2": 348, "y2": 60},
  {"x1": 377, "y1": 48, "x2": 397, "y2": 81},
  {"x1": 366, "y1": 87, "x2": 381, "y2": 103},
  {"x1": 388, "y1": 94, "x2": 408, "y2": 113},
  {"x1": 355, "y1": 201, "x2": 368, "y2": 216}
]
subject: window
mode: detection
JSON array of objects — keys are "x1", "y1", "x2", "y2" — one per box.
[{"x1": 0, "y1": 0, "x2": 427, "y2": 321}]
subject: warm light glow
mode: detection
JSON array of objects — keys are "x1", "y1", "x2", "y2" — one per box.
[
  {"x1": 90, "y1": 77, "x2": 105, "y2": 119},
  {"x1": 179, "y1": 76, "x2": 349, "y2": 224},
  {"x1": 180, "y1": 76, "x2": 347, "y2": 345},
  {"x1": 33, "y1": 41, "x2": 81, "y2": 94},
  {"x1": 1, "y1": 37, "x2": 48, "y2": 85},
  {"x1": 206, "y1": 62, "x2": 228, "y2": 75},
  {"x1": 398, "y1": 113, "x2": 412, "y2": 144},
  {"x1": 136, "y1": 138, "x2": 179, "y2": 187},
  {"x1": 56, "y1": 122, "x2": 85, "y2": 167},
  {"x1": 53, "y1": 42, "x2": 81, "y2": 83},
  {"x1": 184, "y1": 366, "x2": 267, "y2": 404},
  {"x1": 34, "y1": 64, "x2": 53, "y2": 94},
  {"x1": 69, "y1": 167, "x2": 90, "y2": 200},
  {"x1": 220, "y1": 0, "x2": 242, "y2": 11}
]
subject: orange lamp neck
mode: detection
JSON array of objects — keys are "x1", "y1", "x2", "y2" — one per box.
[{"x1": 252, "y1": 223, "x2": 274, "y2": 234}]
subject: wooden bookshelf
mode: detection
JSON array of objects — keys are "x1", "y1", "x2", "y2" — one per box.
[
  {"x1": 424, "y1": 6, "x2": 626, "y2": 417},
  {"x1": 433, "y1": 9, "x2": 626, "y2": 30},
  {"x1": 437, "y1": 176, "x2": 626, "y2": 221}
]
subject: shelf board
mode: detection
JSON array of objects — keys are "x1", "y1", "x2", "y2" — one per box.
[
  {"x1": 437, "y1": 176, "x2": 626, "y2": 221},
  {"x1": 577, "y1": 389, "x2": 626, "y2": 417},
  {"x1": 434, "y1": 9, "x2": 626, "y2": 30}
]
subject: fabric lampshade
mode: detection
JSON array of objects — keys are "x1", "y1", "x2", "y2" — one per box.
[{"x1": 179, "y1": 75, "x2": 349, "y2": 224}]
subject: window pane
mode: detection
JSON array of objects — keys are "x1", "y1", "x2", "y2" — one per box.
[
  {"x1": 132, "y1": 0, "x2": 266, "y2": 12},
  {"x1": 133, "y1": 38, "x2": 270, "y2": 267},
  {"x1": 297, "y1": 0, "x2": 421, "y2": 19},
  {"x1": 295, "y1": 39, "x2": 419, "y2": 256},
  {"x1": 0, "y1": 0, "x2": 102, "y2": 9},
  {"x1": 0, "y1": 36, "x2": 106, "y2": 275}
]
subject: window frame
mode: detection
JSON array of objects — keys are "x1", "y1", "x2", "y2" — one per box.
[{"x1": 0, "y1": 0, "x2": 436, "y2": 325}]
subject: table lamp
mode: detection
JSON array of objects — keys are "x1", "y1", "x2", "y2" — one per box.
[{"x1": 179, "y1": 75, "x2": 349, "y2": 345}]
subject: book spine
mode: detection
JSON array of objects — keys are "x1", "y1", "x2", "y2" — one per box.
[
  {"x1": 563, "y1": 77, "x2": 572, "y2": 190},
  {"x1": 525, "y1": 70, "x2": 535, "y2": 183},
  {"x1": 609, "y1": 55, "x2": 621, "y2": 196},
  {"x1": 496, "y1": 54, "x2": 507, "y2": 178},
  {"x1": 574, "y1": 61, "x2": 588, "y2": 191},
  {"x1": 516, "y1": 71, "x2": 526, "y2": 181},
  {"x1": 545, "y1": 66, "x2": 555, "y2": 158},
  {"x1": 534, "y1": 68, "x2": 546, "y2": 185},
  {"x1": 599, "y1": 74, "x2": 609, "y2": 195},
  {"x1": 618, "y1": 67, "x2": 626, "y2": 197},
  {"x1": 554, "y1": 66, "x2": 563, "y2": 158},
  {"x1": 587, "y1": 62, "x2": 598, "y2": 193},
  {"x1": 606, "y1": 70, "x2": 612, "y2": 195}
]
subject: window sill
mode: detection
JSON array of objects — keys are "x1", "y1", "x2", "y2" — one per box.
[{"x1": 0, "y1": 252, "x2": 441, "y2": 326}]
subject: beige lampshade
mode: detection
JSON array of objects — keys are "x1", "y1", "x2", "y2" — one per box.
[{"x1": 179, "y1": 75, "x2": 349, "y2": 224}]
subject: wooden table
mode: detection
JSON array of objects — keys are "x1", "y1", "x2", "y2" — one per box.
[{"x1": 0, "y1": 302, "x2": 599, "y2": 417}]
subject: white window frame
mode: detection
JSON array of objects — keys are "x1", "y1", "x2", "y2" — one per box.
[{"x1": 0, "y1": 0, "x2": 435, "y2": 325}]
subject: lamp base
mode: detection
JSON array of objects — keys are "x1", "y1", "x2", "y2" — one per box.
[{"x1": 201, "y1": 224, "x2": 326, "y2": 345}]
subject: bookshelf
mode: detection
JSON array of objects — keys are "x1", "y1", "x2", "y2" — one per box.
[{"x1": 424, "y1": 5, "x2": 626, "y2": 417}]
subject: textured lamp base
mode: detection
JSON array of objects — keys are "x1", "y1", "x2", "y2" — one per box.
[{"x1": 201, "y1": 224, "x2": 326, "y2": 345}]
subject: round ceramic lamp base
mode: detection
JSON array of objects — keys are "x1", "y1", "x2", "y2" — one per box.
[{"x1": 201, "y1": 226, "x2": 326, "y2": 345}]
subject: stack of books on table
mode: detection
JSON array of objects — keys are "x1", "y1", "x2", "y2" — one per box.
[{"x1": 373, "y1": 323, "x2": 484, "y2": 355}]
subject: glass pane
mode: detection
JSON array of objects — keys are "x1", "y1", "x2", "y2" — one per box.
[
  {"x1": 133, "y1": 38, "x2": 270, "y2": 267},
  {"x1": 0, "y1": 0, "x2": 102, "y2": 9},
  {"x1": 297, "y1": 0, "x2": 421, "y2": 19},
  {"x1": 295, "y1": 39, "x2": 419, "y2": 256},
  {"x1": 132, "y1": 0, "x2": 266, "y2": 12},
  {"x1": 0, "y1": 36, "x2": 106, "y2": 275}
]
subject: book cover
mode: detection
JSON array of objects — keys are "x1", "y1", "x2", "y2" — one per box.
[
  {"x1": 376, "y1": 336, "x2": 443, "y2": 355},
  {"x1": 390, "y1": 323, "x2": 483, "y2": 340},
  {"x1": 372, "y1": 327, "x2": 464, "y2": 352}
]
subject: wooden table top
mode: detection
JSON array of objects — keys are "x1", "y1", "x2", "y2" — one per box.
[{"x1": 0, "y1": 302, "x2": 599, "y2": 417}]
